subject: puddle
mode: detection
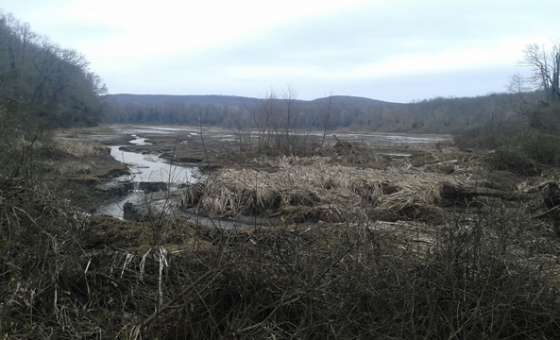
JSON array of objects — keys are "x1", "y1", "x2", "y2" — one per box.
[
  {"x1": 129, "y1": 134, "x2": 152, "y2": 145},
  {"x1": 378, "y1": 152, "x2": 413, "y2": 158}
]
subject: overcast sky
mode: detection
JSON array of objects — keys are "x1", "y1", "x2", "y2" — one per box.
[{"x1": 3, "y1": 0, "x2": 559, "y2": 102}]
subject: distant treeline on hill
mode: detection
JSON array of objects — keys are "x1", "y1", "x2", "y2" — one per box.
[
  {"x1": 103, "y1": 91, "x2": 539, "y2": 133},
  {"x1": 0, "y1": 12, "x2": 542, "y2": 133},
  {"x1": 0, "y1": 13, "x2": 104, "y2": 129}
]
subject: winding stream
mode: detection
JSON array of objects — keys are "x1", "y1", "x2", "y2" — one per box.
[
  {"x1": 96, "y1": 136, "x2": 200, "y2": 219},
  {"x1": 95, "y1": 126, "x2": 450, "y2": 222}
]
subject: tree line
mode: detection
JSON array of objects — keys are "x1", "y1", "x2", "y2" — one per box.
[
  {"x1": 103, "y1": 91, "x2": 538, "y2": 134},
  {"x1": 104, "y1": 43, "x2": 560, "y2": 134},
  {"x1": 0, "y1": 12, "x2": 105, "y2": 130}
]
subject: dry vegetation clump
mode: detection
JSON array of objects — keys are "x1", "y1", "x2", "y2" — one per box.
[
  {"x1": 185, "y1": 156, "x2": 466, "y2": 224},
  {"x1": 48, "y1": 138, "x2": 119, "y2": 180},
  {"x1": 55, "y1": 138, "x2": 108, "y2": 158}
]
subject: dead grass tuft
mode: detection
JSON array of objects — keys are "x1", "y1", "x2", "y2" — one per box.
[{"x1": 186, "y1": 156, "x2": 466, "y2": 223}]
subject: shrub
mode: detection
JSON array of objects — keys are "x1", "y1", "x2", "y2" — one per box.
[
  {"x1": 454, "y1": 123, "x2": 524, "y2": 150},
  {"x1": 459, "y1": 123, "x2": 560, "y2": 174},
  {"x1": 517, "y1": 131, "x2": 560, "y2": 166},
  {"x1": 526, "y1": 102, "x2": 560, "y2": 132},
  {"x1": 488, "y1": 146, "x2": 540, "y2": 176}
]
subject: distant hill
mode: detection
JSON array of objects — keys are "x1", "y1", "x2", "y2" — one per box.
[
  {"x1": 106, "y1": 94, "x2": 402, "y2": 110},
  {"x1": 311, "y1": 95, "x2": 403, "y2": 106},
  {"x1": 104, "y1": 92, "x2": 535, "y2": 133}
]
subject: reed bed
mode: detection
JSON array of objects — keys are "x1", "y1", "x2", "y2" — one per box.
[{"x1": 190, "y1": 156, "x2": 466, "y2": 223}]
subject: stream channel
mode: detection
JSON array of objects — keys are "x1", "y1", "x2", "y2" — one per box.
[{"x1": 96, "y1": 135, "x2": 200, "y2": 219}]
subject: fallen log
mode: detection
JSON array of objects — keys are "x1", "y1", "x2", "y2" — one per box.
[{"x1": 439, "y1": 182, "x2": 531, "y2": 206}]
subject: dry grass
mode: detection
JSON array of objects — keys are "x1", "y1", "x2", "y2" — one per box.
[
  {"x1": 191, "y1": 156, "x2": 467, "y2": 223},
  {"x1": 3, "y1": 176, "x2": 560, "y2": 339},
  {"x1": 2, "y1": 150, "x2": 560, "y2": 339},
  {"x1": 55, "y1": 138, "x2": 107, "y2": 158}
]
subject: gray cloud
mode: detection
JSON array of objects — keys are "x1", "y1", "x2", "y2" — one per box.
[{"x1": 4, "y1": 0, "x2": 559, "y2": 101}]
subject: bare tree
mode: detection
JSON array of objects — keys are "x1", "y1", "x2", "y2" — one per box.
[
  {"x1": 198, "y1": 109, "x2": 209, "y2": 162},
  {"x1": 284, "y1": 87, "x2": 296, "y2": 153},
  {"x1": 321, "y1": 95, "x2": 333, "y2": 147},
  {"x1": 507, "y1": 73, "x2": 533, "y2": 119},
  {"x1": 524, "y1": 43, "x2": 560, "y2": 101},
  {"x1": 252, "y1": 91, "x2": 277, "y2": 151}
]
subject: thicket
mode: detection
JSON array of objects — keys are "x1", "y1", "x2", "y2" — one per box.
[
  {"x1": 0, "y1": 12, "x2": 105, "y2": 180},
  {"x1": 456, "y1": 102, "x2": 560, "y2": 174}
]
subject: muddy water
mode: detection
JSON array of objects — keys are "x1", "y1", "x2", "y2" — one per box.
[
  {"x1": 96, "y1": 136, "x2": 200, "y2": 219},
  {"x1": 128, "y1": 134, "x2": 151, "y2": 146},
  {"x1": 115, "y1": 125, "x2": 451, "y2": 145},
  {"x1": 109, "y1": 145, "x2": 197, "y2": 183}
]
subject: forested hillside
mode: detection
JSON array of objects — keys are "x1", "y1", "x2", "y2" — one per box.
[
  {"x1": 0, "y1": 13, "x2": 104, "y2": 129},
  {"x1": 104, "y1": 91, "x2": 538, "y2": 133}
]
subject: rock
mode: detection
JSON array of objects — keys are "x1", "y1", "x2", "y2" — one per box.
[
  {"x1": 123, "y1": 202, "x2": 144, "y2": 221},
  {"x1": 138, "y1": 182, "x2": 168, "y2": 193},
  {"x1": 101, "y1": 167, "x2": 129, "y2": 178},
  {"x1": 543, "y1": 182, "x2": 560, "y2": 209},
  {"x1": 123, "y1": 199, "x2": 164, "y2": 221},
  {"x1": 182, "y1": 183, "x2": 205, "y2": 207},
  {"x1": 118, "y1": 146, "x2": 134, "y2": 152},
  {"x1": 95, "y1": 181, "x2": 134, "y2": 195},
  {"x1": 176, "y1": 157, "x2": 203, "y2": 163}
]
